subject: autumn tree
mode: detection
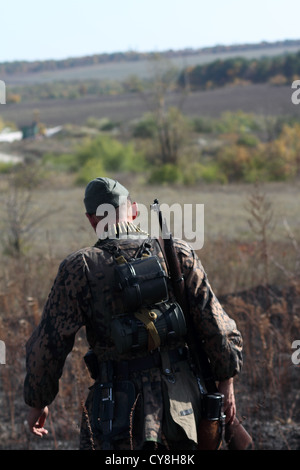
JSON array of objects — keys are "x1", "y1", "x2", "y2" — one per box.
[{"x1": 137, "y1": 54, "x2": 190, "y2": 165}]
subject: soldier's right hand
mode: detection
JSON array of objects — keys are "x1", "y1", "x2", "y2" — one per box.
[{"x1": 27, "y1": 406, "x2": 49, "y2": 437}]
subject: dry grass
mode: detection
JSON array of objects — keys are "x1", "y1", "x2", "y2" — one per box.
[{"x1": 0, "y1": 178, "x2": 299, "y2": 449}]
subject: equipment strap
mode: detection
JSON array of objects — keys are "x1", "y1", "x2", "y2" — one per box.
[{"x1": 134, "y1": 308, "x2": 161, "y2": 351}]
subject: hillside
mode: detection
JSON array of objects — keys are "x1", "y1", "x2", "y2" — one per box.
[
  {"x1": 1, "y1": 39, "x2": 300, "y2": 85},
  {"x1": 0, "y1": 39, "x2": 299, "y2": 130}
]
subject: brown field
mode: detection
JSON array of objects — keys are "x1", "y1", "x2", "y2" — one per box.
[
  {"x1": 0, "y1": 178, "x2": 299, "y2": 450},
  {"x1": 1, "y1": 83, "x2": 298, "y2": 128}
]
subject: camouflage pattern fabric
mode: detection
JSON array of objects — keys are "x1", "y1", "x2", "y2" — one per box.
[{"x1": 24, "y1": 226, "x2": 243, "y2": 450}]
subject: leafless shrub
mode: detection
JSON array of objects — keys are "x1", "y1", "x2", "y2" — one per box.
[
  {"x1": 270, "y1": 218, "x2": 300, "y2": 284},
  {"x1": 245, "y1": 183, "x2": 275, "y2": 289},
  {"x1": 0, "y1": 163, "x2": 60, "y2": 256}
]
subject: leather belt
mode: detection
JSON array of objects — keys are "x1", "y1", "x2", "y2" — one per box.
[{"x1": 112, "y1": 347, "x2": 188, "y2": 379}]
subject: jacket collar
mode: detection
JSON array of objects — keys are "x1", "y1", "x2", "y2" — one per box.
[{"x1": 97, "y1": 221, "x2": 148, "y2": 240}]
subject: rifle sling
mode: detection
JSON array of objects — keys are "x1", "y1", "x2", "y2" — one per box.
[{"x1": 161, "y1": 235, "x2": 217, "y2": 393}]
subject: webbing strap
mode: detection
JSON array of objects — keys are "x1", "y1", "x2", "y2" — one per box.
[{"x1": 134, "y1": 308, "x2": 161, "y2": 351}]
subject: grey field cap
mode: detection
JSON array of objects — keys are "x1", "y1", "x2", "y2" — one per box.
[{"x1": 84, "y1": 177, "x2": 129, "y2": 214}]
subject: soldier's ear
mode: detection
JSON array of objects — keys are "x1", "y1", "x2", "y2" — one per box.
[
  {"x1": 131, "y1": 202, "x2": 138, "y2": 220},
  {"x1": 86, "y1": 213, "x2": 98, "y2": 231}
]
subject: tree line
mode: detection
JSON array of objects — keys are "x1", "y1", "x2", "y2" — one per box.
[
  {"x1": 1, "y1": 39, "x2": 299, "y2": 76},
  {"x1": 178, "y1": 51, "x2": 300, "y2": 89},
  {"x1": 6, "y1": 49, "x2": 300, "y2": 104}
]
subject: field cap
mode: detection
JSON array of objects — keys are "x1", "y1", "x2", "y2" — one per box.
[{"x1": 84, "y1": 177, "x2": 129, "y2": 214}]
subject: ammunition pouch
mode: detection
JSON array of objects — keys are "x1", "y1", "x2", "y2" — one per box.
[
  {"x1": 87, "y1": 348, "x2": 190, "y2": 448},
  {"x1": 91, "y1": 379, "x2": 136, "y2": 447},
  {"x1": 111, "y1": 301, "x2": 187, "y2": 354}
]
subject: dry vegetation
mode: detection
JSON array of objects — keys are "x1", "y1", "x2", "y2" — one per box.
[
  {"x1": 1, "y1": 43, "x2": 300, "y2": 451},
  {"x1": 0, "y1": 175, "x2": 299, "y2": 450}
]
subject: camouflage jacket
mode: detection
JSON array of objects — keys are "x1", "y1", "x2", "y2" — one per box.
[{"x1": 24, "y1": 227, "x2": 243, "y2": 448}]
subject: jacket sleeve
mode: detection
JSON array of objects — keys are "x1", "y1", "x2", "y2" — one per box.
[
  {"x1": 177, "y1": 241, "x2": 243, "y2": 381},
  {"x1": 24, "y1": 253, "x2": 90, "y2": 408}
]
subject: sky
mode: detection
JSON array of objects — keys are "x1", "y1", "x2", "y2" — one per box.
[{"x1": 0, "y1": 0, "x2": 299, "y2": 62}]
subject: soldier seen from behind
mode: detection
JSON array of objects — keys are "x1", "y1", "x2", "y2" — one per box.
[{"x1": 24, "y1": 177, "x2": 245, "y2": 450}]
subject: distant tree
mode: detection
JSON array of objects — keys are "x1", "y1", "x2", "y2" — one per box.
[
  {"x1": 137, "y1": 54, "x2": 190, "y2": 165},
  {"x1": 178, "y1": 53, "x2": 300, "y2": 90}
]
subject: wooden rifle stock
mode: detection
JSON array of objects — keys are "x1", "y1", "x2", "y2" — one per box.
[
  {"x1": 225, "y1": 417, "x2": 253, "y2": 450},
  {"x1": 151, "y1": 199, "x2": 253, "y2": 450}
]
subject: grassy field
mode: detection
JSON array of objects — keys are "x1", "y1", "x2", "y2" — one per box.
[
  {"x1": 30, "y1": 180, "x2": 300, "y2": 299},
  {"x1": 26, "y1": 180, "x2": 299, "y2": 250},
  {"x1": 0, "y1": 176, "x2": 299, "y2": 306}
]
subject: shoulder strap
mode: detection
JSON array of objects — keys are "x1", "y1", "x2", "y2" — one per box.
[{"x1": 95, "y1": 237, "x2": 154, "y2": 262}]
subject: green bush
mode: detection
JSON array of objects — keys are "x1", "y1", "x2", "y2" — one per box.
[
  {"x1": 0, "y1": 162, "x2": 14, "y2": 174},
  {"x1": 42, "y1": 135, "x2": 147, "y2": 183},
  {"x1": 215, "y1": 111, "x2": 262, "y2": 134},
  {"x1": 42, "y1": 152, "x2": 79, "y2": 172},
  {"x1": 191, "y1": 117, "x2": 214, "y2": 133},
  {"x1": 75, "y1": 158, "x2": 105, "y2": 185},
  {"x1": 148, "y1": 163, "x2": 182, "y2": 184},
  {"x1": 133, "y1": 114, "x2": 157, "y2": 139},
  {"x1": 216, "y1": 138, "x2": 293, "y2": 183},
  {"x1": 75, "y1": 135, "x2": 145, "y2": 171},
  {"x1": 74, "y1": 135, "x2": 147, "y2": 183},
  {"x1": 120, "y1": 142, "x2": 147, "y2": 173},
  {"x1": 242, "y1": 152, "x2": 269, "y2": 183},
  {"x1": 200, "y1": 163, "x2": 228, "y2": 184},
  {"x1": 237, "y1": 133, "x2": 260, "y2": 147},
  {"x1": 182, "y1": 162, "x2": 227, "y2": 184},
  {"x1": 181, "y1": 162, "x2": 203, "y2": 184}
]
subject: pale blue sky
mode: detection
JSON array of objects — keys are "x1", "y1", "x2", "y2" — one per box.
[{"x1": 1, "y1": 0, "x2": 299, "y2": 62}]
